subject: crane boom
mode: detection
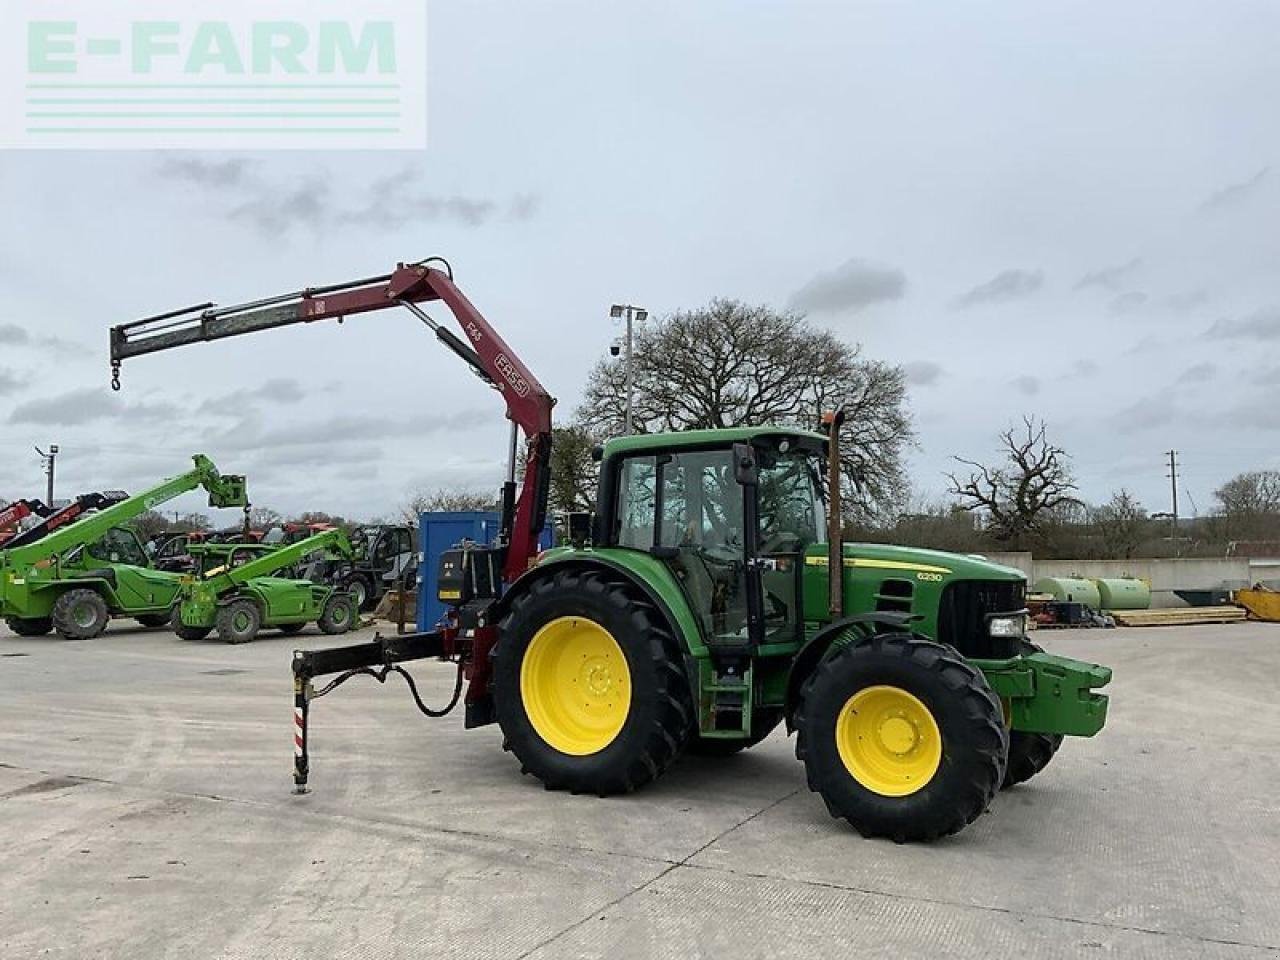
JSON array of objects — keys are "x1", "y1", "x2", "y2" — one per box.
[
  {"x1": 110, "y1": 260, "x2": 555, "y2": 582},
  {"x1": 0, "y1": 492, "x2": 128, "y2": 551}
]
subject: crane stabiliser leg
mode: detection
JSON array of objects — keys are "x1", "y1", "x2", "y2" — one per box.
[{"x1": 291, "y1": 631, "x2": 459, "y2": 793}]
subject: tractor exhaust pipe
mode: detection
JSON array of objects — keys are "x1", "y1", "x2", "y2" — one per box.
[{"x1": 822, "y1": 410, "x2": 846, "y2": 619}]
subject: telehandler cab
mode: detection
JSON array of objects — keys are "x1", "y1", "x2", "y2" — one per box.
[
  {"x1": 0, "y1": 457, "x2": 247, "y2": 639},
  {"x1": 110, "y1": 259, "x2": 1111, "y2": 841},
  {"x1": 173, "y1": 528, "x2": 357, "y2": 644}
]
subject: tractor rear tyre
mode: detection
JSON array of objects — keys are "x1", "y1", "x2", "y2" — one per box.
[
  {"x1": 52, "y1": 589, "x2": 110, "y2": 640},
  {"x1": 495, "y1": 569, "x2": 694, "y2": 795},
  {"x1": 5, "y1": 617, "x2": 53, "y2": 637},
  {"x1": 687, "y1": 708, "x2": 784, "y2": 757},
  {"x1": 318, "y1": 593, "x2": 355, "y2": 635},
  {"x1": 341, "y1": 574, "x2": 375, "y2": 612},
  {"x1": 216, "y1": 599, "x2": 261, "y2": 645},
  {"x1": 795, "y1": 632, "x2": 1008, "y2": 842},
  {"x1": 1002, "y1": 640, "x2": 1064, "y2": 789},
  {"x1": 135, "y1": 613, "x2": 172, "y2": 628}
]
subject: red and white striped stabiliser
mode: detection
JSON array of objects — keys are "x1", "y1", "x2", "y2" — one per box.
[{"x1": 294, "y1": 706, "x2": 305, "y2": 758}]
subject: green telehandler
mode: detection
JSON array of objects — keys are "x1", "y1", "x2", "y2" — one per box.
[
  {"x1": 173, "y1": 528, "x2": 358, "y2": 644},
  {"x1": 0, "y1": 456, "x2": 248, "y2": 639},
  {"x1": 109, "y1": 260, "x2": 1112, "y2": 842}
]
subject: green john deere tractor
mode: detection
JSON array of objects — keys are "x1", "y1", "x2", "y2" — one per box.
[
  {"x1": 173, "y1": 527, "x2": 358, "y2": 644},
  {"x1": 482, "y1": 424, "x2": 1111, "y2": 841}
]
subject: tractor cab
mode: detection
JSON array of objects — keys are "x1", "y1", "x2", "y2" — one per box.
[{"x1": 598, "y1": 427, "x2": 826, "y2": 652}]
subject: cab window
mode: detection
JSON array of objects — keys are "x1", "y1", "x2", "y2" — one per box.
[{"x1": 88, "y1": 528, "x2": 148, "y2": 567}]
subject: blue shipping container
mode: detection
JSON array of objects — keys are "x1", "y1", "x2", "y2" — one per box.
[{"x1": 416, "y1": 511, "x2": 554, "y2": 631}]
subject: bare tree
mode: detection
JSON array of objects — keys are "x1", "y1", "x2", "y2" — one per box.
[
  {"x1": 1092, "y1": 489, "x2": 1148, "y2": 559},
  {"x1": 948, "y1": 417, "x2": 1078, "y2": 546},
  {"x1": 546, "y1": 425, "x2": 599, "y2": 515},
  {"x1": 577, "y1": 299, "x2": 913, "y2": 522},
  {"x1": 400, "y1": 487, "x2": 496, "y2": 524},
  {"x1": 1215, "y1": 470, "x2": 1280, "y2": 517}
]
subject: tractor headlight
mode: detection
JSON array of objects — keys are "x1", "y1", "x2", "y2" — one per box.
[{"x1": 987, "y1": 614, "x2": 1027, "y2": 638}]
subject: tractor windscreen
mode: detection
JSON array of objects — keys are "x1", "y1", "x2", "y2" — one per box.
[{"x1": 756, "y1": 444, "x2": 826, "y2": 555}]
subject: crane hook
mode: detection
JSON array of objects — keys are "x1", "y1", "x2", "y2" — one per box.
[{"x1": 110, "y1": 359, "x2": 122, "y2": 392}]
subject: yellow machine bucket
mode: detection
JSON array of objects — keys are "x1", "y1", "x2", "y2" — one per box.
[{"x1": 1235, "y1": 588, "x2": 1280, "y2": 622}]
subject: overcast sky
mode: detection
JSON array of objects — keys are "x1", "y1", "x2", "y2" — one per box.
[{"x1": 2, "y1": 0, "x2": 1278, "y2": 524}]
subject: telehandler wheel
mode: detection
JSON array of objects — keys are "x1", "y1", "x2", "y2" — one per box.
[
  {"x1": 173, "y1": 623, "x2": 213, "y2": 642},
  {"x1": 216, "y1": 599, "x2": 261, "y2": 645},
  {"x1": 135, "y1": 613, "x2": 172, "y2": 629},
  {"x1": 495, "y1": 569, "x2": 694, "y2": 795},
  {"x1": 1002, "y1": 640, "x2": 1064, "y2": 789},
  {"x1": 5, "y1": 617, "x2": 53, "y2": 637},
  {"x1": 795, "y1": 632, "x2": 1008, "y2": 842},
  {"x1": 687, "y1": 708, "x2": 784, "y2": 757},
  {"x1": 341, "y1": 574, "x2": 374, "y2": 612},
  {"x1": 52, "y1": 589, "x2": 110, "y2": 640},
  {"x1": 318, "y1": 593, "x2": 355, "y2": 635}
]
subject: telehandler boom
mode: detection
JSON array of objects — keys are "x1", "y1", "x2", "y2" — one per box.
[
  {"x1": 0, "y1": 457, "x2": 247, "y2": 639},
  {"x1": 0, "y1": 491, "x2": 129, "y2": 551},
  {"x1": 110, "y1": 260, "x2": 1110, "y2": 842}
]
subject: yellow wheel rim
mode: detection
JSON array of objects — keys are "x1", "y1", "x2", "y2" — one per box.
[
  {"x1": 520, "y1": 616, "x2": 631, "y2": 756},
  {"x1": 836, "y1": 685, "x2": 942, "y2": 797}
]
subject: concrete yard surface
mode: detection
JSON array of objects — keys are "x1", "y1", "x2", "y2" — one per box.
[{"x1": 0, "y1": 620, "x2": 1277, "y2": 959}]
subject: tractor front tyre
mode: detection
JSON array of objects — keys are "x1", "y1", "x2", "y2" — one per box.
[
  {"x1": 52, "y1": 589, "x2": 111, "y2": 640},
  {"x1": 342, "y1": 574, "x2": 374, "y2": 612},
  {"x1": 1002, "y1": 640, "x2": 1065, "y2": 789},
  {"x1": 5, "y1": 617, "x2": 53, "y2": 637},
  {"x1": 318, "y1": 593, "x2": 355, "y2": 635},
  {"x1": 795, "y1": 633, "x2": 1008, "y2": 842},
  {"x1": 135, "y1": 613, "x2": 172, "y2": 628},
  {"x1": 495, "y1": 569, "x2": 694, "y2": 795},
  {"x1": 216, "y1": 599, "x2": 261, "y2": 645},
  {"x1": 687, "y1": 708, "x2": 784, "y2": 757}
]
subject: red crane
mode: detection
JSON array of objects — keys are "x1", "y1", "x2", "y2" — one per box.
[{"x1": 110, "y1": 259, "x2": 558, "y2": 789}]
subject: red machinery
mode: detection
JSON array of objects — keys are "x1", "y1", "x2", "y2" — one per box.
[
  {"x1": 1, "y1": 492, "x2": 129, "y2": 550},
  {"x1": 0, "y1": 499, "x2": 50, "y2": 546},
  {"x1": 109, "y1": 258, "x2": 555, "y2": 789}
]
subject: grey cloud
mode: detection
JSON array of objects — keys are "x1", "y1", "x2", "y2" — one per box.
[
  {"x1": 1177, "y1": 362, "x2": 1217, "y2": 383},
  {"x1": 156, "y1": 157, "x2": 253, "y2": 189},
  {"x1": 902, "y1": 361, "x2": 943, "y2": 387},
  {"x1": 198, "y1": 378, "x2": 307, "y2": 414},
  {"x1": 156, "y1": 158, "x2": 538, "y2": 236},
  {"x1": 1011, "y1": 375, "x2": 1040, "y2": 396},
  {"x1": 1200, "y1": 167, "x2": 1270, "y2": 212},
  {"x1": 8, "y1": 387, "x2": 179, "y2": 426},
  {"x1": 203, "y1": 409, "x2": 491, "y2": 452},
  {"x1": 251, "y1": 443, "x2": 384, "y2": 471},
  {"x1": 1109, "y1": 291, "x2": 1148, "y2": 315},
  {"x1": 1207, "y1": 307, "x2": 1280, "y2": 341},
  {"x1": 1250, "y1": 366, "x2": 1280, "y2": 386},
  {"x1": 0, "y1": 369, "x2": 28, "y2": 396},
  {"x1": 952, "y1": 269, "x2": 1044, "y2": 309},
  {"x1": 1072, "y1": 359, "x2": 1099, "y2": 377},
  {"x1": 1075, "y1": 258, "x2": 1142, "y2": 291},
  {"x1": 788, "y1": 258, "x2": 907, "y2": 314},
  {"x1": 0, "y1": 322, "x2": 91, "y2": 357},
  {"x1": 1164, "y1": 289, "x2": 1211, "y2": 312},
  {"x1": 229, "y1": 178, "x2": 331, "y2": 235},
  {"x1": 1116, "y1": 397, "x2": 1176, "y2": 434}
]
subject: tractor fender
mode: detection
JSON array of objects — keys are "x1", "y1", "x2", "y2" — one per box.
[
  {"x1": 43, "y1": 576, "x2": 123, "y2": 610},
  {"x1": 783, "y1": 612, "x2": 920, "y2": 729},
  {"x1": 493, "y1": 552, "x2": 705, "y2": 660}
]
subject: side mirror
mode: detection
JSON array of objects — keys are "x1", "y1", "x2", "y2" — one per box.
[{"x1": 732, "y1": 443, "x2": 758, "y2": 486}]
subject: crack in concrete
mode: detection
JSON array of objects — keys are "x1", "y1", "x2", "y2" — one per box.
[{"x1": 514, "y1": 789, "x2": 803, "y2": 960}]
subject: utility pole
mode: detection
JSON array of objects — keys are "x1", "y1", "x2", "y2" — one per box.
[
  {"x1": 609, "y1": 303, "x2": 647, "y2": 434},
  {"x1": 34, "y1": 444, "x2": 58, "y2": 505},
  {"x1": 1166, "y1": 449, "x2": 1179, "y2": 556}
]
